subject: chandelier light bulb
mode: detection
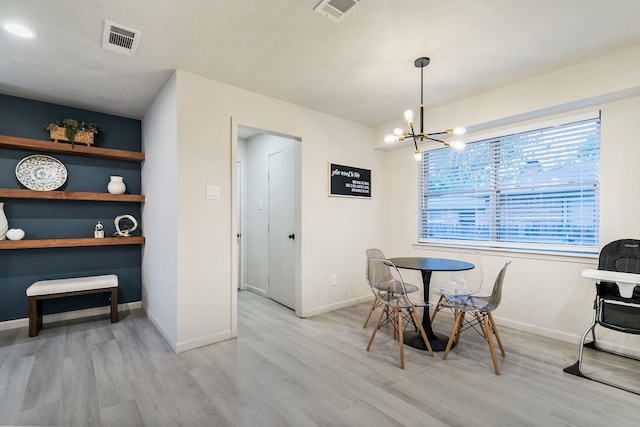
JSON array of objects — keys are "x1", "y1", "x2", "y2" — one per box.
[
  {"x1": 403, "y1": 109, "x2": 414, "y2": 124},
  {"x1": 453, "y1": 127, "x2": 466, "y2": 135},
  {"x1": 414, "y1": 149, "x2": 422, "y2": 161},
  {"x1": 393, "y1": 128, "x2": 404, "y2": 136}
]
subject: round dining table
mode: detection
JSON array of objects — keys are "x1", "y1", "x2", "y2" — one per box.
[{"x1": 388, "y1": 257, "x2": 474, "y2": 352}]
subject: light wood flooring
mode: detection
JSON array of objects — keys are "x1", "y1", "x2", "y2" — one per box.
[{"x1": 1, "y1": 290, "x2": 639, "y2": 426}]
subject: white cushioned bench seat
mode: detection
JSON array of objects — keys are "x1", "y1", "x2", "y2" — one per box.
[
  {"x1": 27, "y1": 274, "x2": 118, "y2": 296},
  {"x1": 26, "y1": 274, "x2": 119, "y2": 337}
]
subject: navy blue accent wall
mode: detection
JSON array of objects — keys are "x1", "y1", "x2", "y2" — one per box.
[{"x1": 0, "y1": 94, "x2": 142, "y2": 322}]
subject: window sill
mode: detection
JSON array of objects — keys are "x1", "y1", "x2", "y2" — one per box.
[{"x1": 412, "y1": 242, "x2": 599, "y2": 263}]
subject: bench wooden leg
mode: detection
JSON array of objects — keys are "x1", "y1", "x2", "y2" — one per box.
[
  {"x1": 110, "y1": 288, "x2": 118, "y2": 323},
  {"x1": 27, "y1": 285, "x2": 118, "y2": 336},
  {"x1": 29, "y1": 297, "x2": 42, "y2": 337}
]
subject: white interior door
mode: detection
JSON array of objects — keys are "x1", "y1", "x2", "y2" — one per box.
[
  {"x1": 236, "y1": 160, "x2": 242, "y2": 290},
  {"x1": 268, "y1": 145, "x2": 296, "y2": 309}
]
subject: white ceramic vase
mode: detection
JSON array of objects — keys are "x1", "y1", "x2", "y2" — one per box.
[
  {"x1": 0, "y1": 202, "x2": 8, "y2": 240},
  {"x1": 107, "y1": 176, "x2": 126, "y2": 194}
]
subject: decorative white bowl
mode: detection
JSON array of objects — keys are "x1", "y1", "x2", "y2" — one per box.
[{"x1": 6, "y1": 228, "x2": 25, "y2": 240}]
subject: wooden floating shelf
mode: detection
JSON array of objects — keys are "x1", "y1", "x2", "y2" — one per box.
[
  {"x1": 0, "y1": 134, "x2": 144, "y2": 163},
  {"x1": 0, "y1": 236, "x2": 145, "y2": 250},
  {"x1": 0, "y1": 188, "x2": 144, "y2": 202}
]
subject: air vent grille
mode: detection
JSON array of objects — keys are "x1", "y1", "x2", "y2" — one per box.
[
  {"x1": 329, "y1": 0, "x2": 358, "y2": 13},
  {"x1": 102, "y1": 20, "x2": 141, "y2": 57},
  {"x1": 109, "y1": 26, "x2": 135, "y2": 49},
  {"x1": 313, "y1": 0, "x2": 360, "y2": 23}
]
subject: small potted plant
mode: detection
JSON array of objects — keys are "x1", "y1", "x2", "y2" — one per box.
[{"x1": 46, "y1": 119, "x2": 100, "y2": 148}]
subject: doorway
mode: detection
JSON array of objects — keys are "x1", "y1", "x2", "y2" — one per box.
[{"x1": 235, "y1": 124, "x2": 301, "y2": 314}]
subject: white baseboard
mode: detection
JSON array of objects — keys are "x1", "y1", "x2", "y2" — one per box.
[
  {"x1": 142, "y1": 304, "x2": 233, "y2": 353},
  {"x1": 494, "y1": 316, "x2": 580, "y2": 344},
  {"x1": 175, "y1": 330, "x2": 234, "y2": 353},
  {"x1": 0, "y1": 301, "x2": 142, "y2": 332},
  {"x1": 497, "y1": 316, "x2": 640, "y2": 357},
  {"x1": 302, "y1": 295, "x2": 373, "y2": 318},
  {"x1": 245, "y1": 285, "x2": 267, "y2": 297}
]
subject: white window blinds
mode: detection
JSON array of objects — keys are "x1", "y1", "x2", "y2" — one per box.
[{"x1": 418, "y1": 116, "x2": 600, "y2": 253}]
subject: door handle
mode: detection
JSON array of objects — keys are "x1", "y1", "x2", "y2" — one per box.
[{"x1": 288, "y1": 234, "x2": 295, "y2": 240}]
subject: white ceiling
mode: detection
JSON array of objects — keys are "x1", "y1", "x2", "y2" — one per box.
[{"x1": 1, "y1": 0, "x2": 640, "y2": 127}]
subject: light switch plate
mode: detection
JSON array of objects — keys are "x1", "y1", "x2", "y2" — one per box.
[
  {"x1": 206, "y1": 185, "x2": 220, "y2": 200},
  {"x1": 330, "y1": 274, "x2": 337, "y2": 286}
]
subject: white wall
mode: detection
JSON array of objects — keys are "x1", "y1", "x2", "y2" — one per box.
[
  {"x1": 144, "y1": 69, "x2": 386, "y2": 351},
  {"x1": 141, "y1": 73, "x2": 179, "y2": 349},
  {"x1": 375, "y1": 45, "x2": 640, "y2": 351},
  {"x1": 244, "y1": 133, "x2": 297, "y2": 297}
]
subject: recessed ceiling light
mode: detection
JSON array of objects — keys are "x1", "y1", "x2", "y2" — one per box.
[{"x1": 3, "y1": 22, "x2": 38, "y2": 39}]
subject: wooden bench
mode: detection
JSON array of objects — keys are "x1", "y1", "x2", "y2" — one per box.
[{"x1": 26, "y1": 274, "x2": 118, "y2": 337}]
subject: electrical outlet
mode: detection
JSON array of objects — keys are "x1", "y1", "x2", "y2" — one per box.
[{"x1": 330, "y1": 274, "x2": 337, "y2": 286}]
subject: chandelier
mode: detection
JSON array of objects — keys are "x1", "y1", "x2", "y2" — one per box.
[{"x1": 384, "y1": 57, "x2": 466, "y2": 160}]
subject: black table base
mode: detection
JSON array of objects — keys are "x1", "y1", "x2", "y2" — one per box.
[{"x1": 403, "y1": 330, "x2": 453, "y2": 352}]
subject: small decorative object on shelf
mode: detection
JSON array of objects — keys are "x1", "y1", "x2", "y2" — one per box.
[
  {"x1": 45, "y1": 119, "x2": 100, "y2": 148},
  {"x1": 94, "y1": 221, "x2": 104, "y2": 238},
  {"x1": 0, "y1": 202, "x2": 8, "y2": 240},
  {"x1": 6, "y1": 228, "x2": 25, "y2": 240},
  {"x1": 114, "y1": 214, "x2": 138, "y2": 237},
  {"x1": 15, "y1": 154, "x2": 68, "y2": 191},
  {"x1": 107, "y1": 176, "x2": 126, "y2": 194}
]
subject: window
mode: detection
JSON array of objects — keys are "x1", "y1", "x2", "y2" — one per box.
[{"x1": 418, "y1": 116, "x2": 600, "y2": 254}]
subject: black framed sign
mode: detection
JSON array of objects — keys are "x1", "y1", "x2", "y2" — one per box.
[{"x1": 329, "y1": 163, "x2": 371, "y2": 198}]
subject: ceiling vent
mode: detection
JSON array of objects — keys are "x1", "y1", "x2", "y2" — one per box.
[
  {"x1": 313, "y1": 0, "x2": 361, "y2": 23},
  {"x1": 102, "y1": 20, "x2": 141, "y2": 57}
]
